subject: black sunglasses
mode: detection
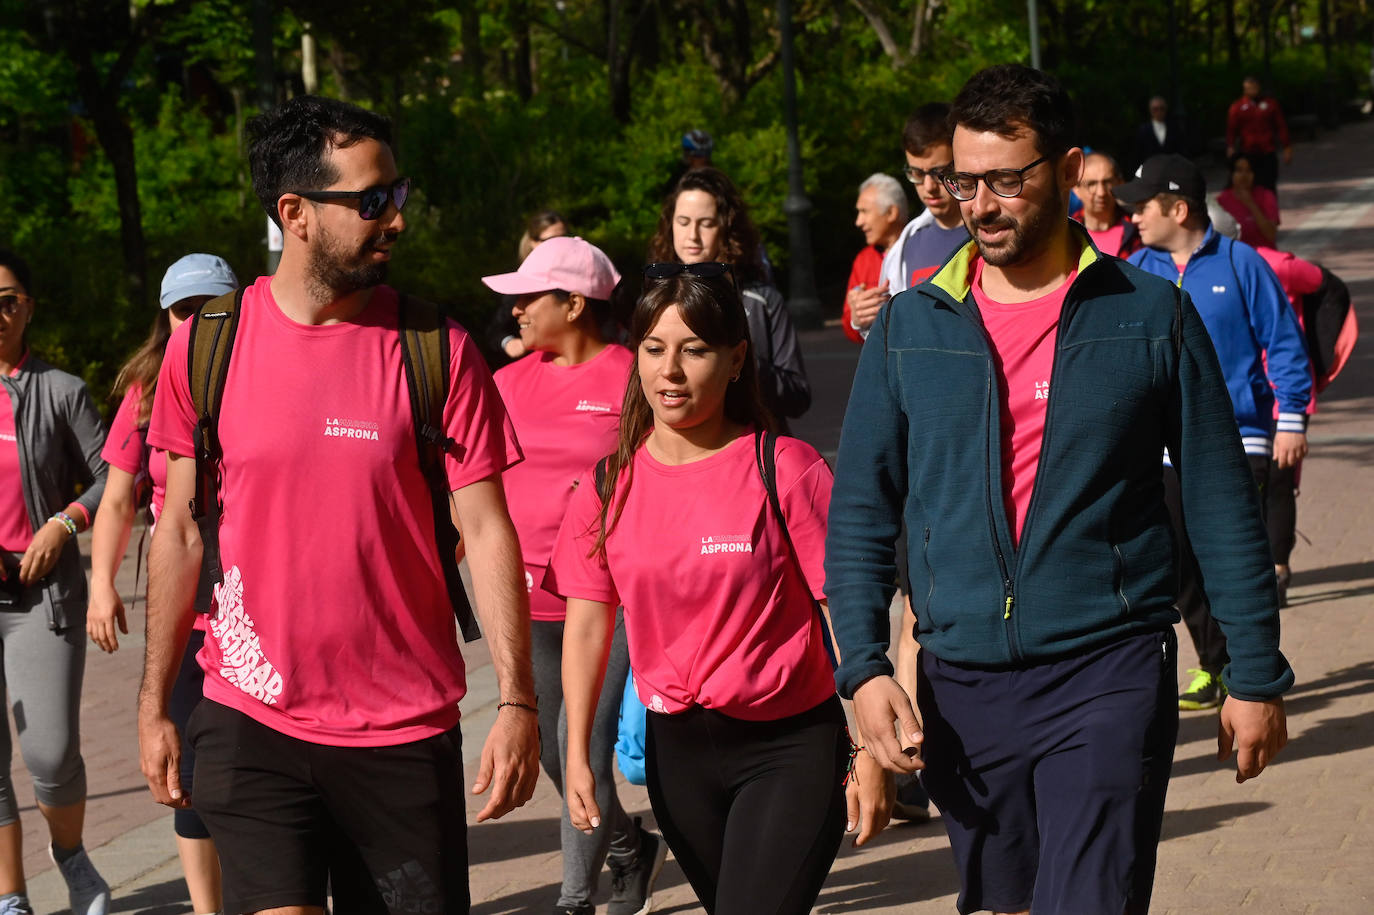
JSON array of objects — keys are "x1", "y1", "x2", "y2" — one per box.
[
  {"x1": 291, "y1": 177, "x2": 411, "y2": 220},
  {"x1": 902, "y1": 161, "x2": 953, "y2": 185},
  {"x1": 643, "y1": 262, "x2": 733, "y2": 280}
]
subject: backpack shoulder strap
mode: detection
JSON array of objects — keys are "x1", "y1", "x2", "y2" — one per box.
[
  {"x1": 187, "y1": 287, "x2": 244, "y2": 613},
  {"x1": 754, "y1": 428, "x2": 837, "y2": 668},
  {"x1": 398, "y1": 295, "x2": 482, "y2": 643}
]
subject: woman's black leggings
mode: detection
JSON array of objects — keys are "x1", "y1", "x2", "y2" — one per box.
[
  {"x1": 645, "y1": 695, "x2": 849, "y2": 915},
  {"x1": 1266, "y1": 459, "x2": 1298, "y2": 565}
]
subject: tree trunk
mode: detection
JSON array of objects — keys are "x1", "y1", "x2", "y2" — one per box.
[
  {"x1": 457, "y1": 0, "x2": 485, "y2": 98},
  {"x1": 511, "y1": 0, "x2": 533, "y2": 101},
  {"x1": 89, "y1": 103, "x2": 147, "y2": 307},
  {"x1": 1224, "y1": 0, "x2": 1239, "y2": 65}
]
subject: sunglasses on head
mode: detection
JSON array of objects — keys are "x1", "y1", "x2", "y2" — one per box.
[
  {"x1": 643, "y1": 262, "x2": 733, "y2": 280},
  {"x1": 0, "y1": 293, "x2": 30, "y2": 317},
  {"x1": 291, "y1": 177, "x2": 411, "y2": 220}
]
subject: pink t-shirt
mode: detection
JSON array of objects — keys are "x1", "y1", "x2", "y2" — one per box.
[
  {"x1": 545, "y1": 432, "x2": 836, "y2": 722},
  {"x1": 971, "y1": 259, "x2": 1075, "y2": 545},
  {"x1": 1218, "y1": 187, "x2": 1280, "y2": 250},
  {"x1": 148, "y1": 276, "x2": 522, "y2": 747},
  {"x1": 103, "y1": 385, "x2": 169, "y2": 518},
  {"x1": 494, "y1": 344, "x2": 632, "y2": 621},
  {"x1": 0, "y1": 365, "x2": 30, "y2": 552},
  {"x1": 1087, "y1": 223, "x2": 1126, "y2": 258}
]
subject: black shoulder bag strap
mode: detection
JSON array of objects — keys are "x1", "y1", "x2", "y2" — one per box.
[
  {"x1": 188, "y1": 287, "x2": 246, "y2": 613},
  {"x1": 398, "y1": 294, "x2": 482, "y2": 643},
  {"x1": 754, "y1": 428, "x2": 838, "y2": 669}
]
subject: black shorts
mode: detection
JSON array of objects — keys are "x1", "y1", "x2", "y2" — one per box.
[
  {"x1": 918, "y1": 629, "x2": 1179, "y2": 915},
  {"x1": 187, "y1": 700, "x2": 470, "y2": 914}
]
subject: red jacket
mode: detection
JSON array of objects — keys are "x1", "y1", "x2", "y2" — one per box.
[
  {"x1": 840, "y1": 245, "x2": 885, "y2": 344},
  {"x1": 1227, "y1": 96, "x2": 1290, "y2": 154}
]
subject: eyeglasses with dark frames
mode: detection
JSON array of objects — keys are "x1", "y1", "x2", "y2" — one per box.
[
  {"x1": 942, "y1": 156, "x2": 1049, "y2": 201},
  {"x1": 902, "y1": 162, "x2": 953, "y2": 185},
  {"x1": 0, "y1": 294, "x2": 31, "y2": 317},
  {"x1": 643, "y1": 262, "x2": 733, "y2": 280},
  {"x1": 291, "y1": 177, "x2": 411, "y2": 221}
]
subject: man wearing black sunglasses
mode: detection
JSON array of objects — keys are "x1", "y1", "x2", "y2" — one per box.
[
  {"x1": 827, "y1": 65, "x2": 1290, "y2": 915},
  {"x1": 138, "y1": 95, "x2": 538, "y2": 915}
]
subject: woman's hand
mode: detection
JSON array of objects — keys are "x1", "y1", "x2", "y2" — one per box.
[
  {"x1": 87, "y1": 579, "x2": 129, "y2": 653},
  {"x1": 19, "y1": 519, "x2": 70, "y2": 586},
  {"x1": 565, "y1": 759, "x2": 601, "y2": 835},
  {"x1": 845, "y1": 751, "x2": 895, "y2": 847}
]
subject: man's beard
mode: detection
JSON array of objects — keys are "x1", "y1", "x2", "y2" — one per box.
[
  {"x1": 307, "y1": 228, "x2": 392, "y2": 300},
  {"x1": 964, "y1": 177, "x2": 1065, "y2": 267}
]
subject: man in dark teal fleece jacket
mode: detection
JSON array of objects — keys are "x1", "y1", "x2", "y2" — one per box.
[{"x1": 825, "y1": 65, "x2": 1291, "y2": 915}]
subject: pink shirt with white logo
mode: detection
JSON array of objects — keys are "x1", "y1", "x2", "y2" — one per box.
[
  {"x1": 149, "y1": 276, "x2": 522, "y2": 747},
  {"x1": 494, "y1": 344, "x2": 632, "y2": 621},
  {"x1": 971, "y1": 259, "x2": 1075, "y2": 546},
  {"x1": 545, "y1": 432, "x2": 836, "y2": 722}
]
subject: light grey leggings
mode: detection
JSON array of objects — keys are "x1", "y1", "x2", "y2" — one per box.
[
  {"x1": 0, "y1": 594, "x2": 87, "y2": 826},
  {"x1": 531, "y1": 611, "x2": 637, "y2": 908}
]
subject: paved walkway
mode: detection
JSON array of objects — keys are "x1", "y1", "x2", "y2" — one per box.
[{"x1": 14, "y1": 118, "x2": 1374, "y2": 913}]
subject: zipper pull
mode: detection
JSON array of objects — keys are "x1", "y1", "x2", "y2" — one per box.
[{"x1": 1004, "y1": 593, "x2": 1014, "y2": 620}]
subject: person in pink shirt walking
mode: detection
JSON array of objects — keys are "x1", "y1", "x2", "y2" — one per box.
[
  {"x1": 547, "y1": 264, "x2": 891, "y2": 915},
  {"x1": 137, "y1": 96, "x2": 539, "y2": 915},
  {"x1": 88, "y1": 253, "x2": 238, "y2": 915},
  {"x1": 482, "y1": 238, "x2": 666, "y2": 915}
]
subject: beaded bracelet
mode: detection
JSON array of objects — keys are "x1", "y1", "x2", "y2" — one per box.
[
  {"x1": 50, "y1": 512, "x2": 77, "y2": 536},
  {"x1": 496, "y1": 700, "x2": 538, "y2": 714}
]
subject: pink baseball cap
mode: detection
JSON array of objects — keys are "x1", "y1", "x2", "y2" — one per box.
[{"x1": 481, "y1": 236, "x2": 621, "y2": 300}]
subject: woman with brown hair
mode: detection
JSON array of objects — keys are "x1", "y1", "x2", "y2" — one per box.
[
  {"x1": 647, "y1": 168, "x2": 810, "y2": 426},
  {"x1": 547, "y1": 265, "x2": 889, "y2": 914},
  {"x1": 88, "y1": 253, "x2": 238, "y2": 915}
]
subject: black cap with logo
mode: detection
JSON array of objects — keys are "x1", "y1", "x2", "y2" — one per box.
[{"x1": 1113, "y1": 153, "x2": 1206, "y2": 206}]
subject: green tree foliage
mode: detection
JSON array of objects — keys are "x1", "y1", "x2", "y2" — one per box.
[{"x1": 0, "y1": 0, "x2": 1369, "y2": 404}]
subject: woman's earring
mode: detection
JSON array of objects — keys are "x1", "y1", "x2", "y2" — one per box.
[{"x1": 730, "y1": 371, "x2": 741, "y2": 382}]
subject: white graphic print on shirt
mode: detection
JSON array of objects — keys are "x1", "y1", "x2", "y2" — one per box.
[{"x1": 210, "y1": 565, "x2": 285, "y2": 705}]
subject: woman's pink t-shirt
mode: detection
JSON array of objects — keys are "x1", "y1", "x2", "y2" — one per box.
[
  {"x1": 545, "y1": 431, "x2": 836, "y2": 722},
  {"x1": 149, "y1": 276, "x2": 522, "y2": 747},
  {"x1": 103, "y1": 384, "x2": 169, "y2": 518},
  {"x1": 1218, "y1": 186, "x2": 1281, "y2": 249},
  {"x1": 0, "y1": 364, "x2": 30, "y2": 552},
  {"x1": 494, "y1": 344, "x2": 632, "y2": 621},
  {"x1": 971, "y1": 259, "x2": 1075, "y2": 545},
  {"x1": 105, "y1": 383, "x2": 200, "y2": 627}
]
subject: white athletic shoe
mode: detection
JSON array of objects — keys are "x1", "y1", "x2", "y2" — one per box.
[
  {"x1": 50, "y1": 844, "x2": 111, "y2": 915},
  {"x1": 0, "y1": 894, "x2": 34, "y2": 915}
]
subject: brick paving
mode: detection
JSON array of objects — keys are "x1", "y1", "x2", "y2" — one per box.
[{"x1": 13, "y1": 118, "x2": 1374, "y2": 913}]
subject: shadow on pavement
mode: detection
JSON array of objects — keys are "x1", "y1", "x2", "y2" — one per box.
[
  {"x1": 817, "y1": 845, "x2": 959, "y2": 912},
  {"x1": 1290, "y1": 560, "x2": 1374, "y2": 589},
  {"x1": 111, "y1": 877, "x2": 192, "y2": 914},
  {"x1": 468, "y1": 815, "x2": 562, "y2": 865},
  {"x1": 1159, "y1": 802, "x2": 1272, "y2": 841}
]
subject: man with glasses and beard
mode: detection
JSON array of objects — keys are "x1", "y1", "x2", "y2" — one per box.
[
  {"x1": 137, "y1": 95, "x2": 539, "y2": 915},
  {"x1": 825, "y1": 65, "x2": 1291, "y2": 915}
]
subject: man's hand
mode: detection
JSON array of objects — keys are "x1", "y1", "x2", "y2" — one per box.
[
  {"x1": 845, "y1": 752, "x2": 894, "y2": 846},
  {"x1": 852, "y1": 676, "x2": 923, "y2": 774},
  {"x1": 565, "y1": 760, "x2": 599, "y2": 835},
  {"x1": 138, "y1": 707, "x2": 191, "y2": 808},
  {"x1": 1273, "y1": 430, "x2": 1307, "y2": 469},
  {"x1": 471, "y1": 706, "x2": 540, "y2": 822},
  {"x1": 87, "y1": 581, "x2": 128, "y2": 653},
  {"x1": 1218, "y1": 696, "x2": 1287, "y2": 782},
  {"x1": 847, "y1": 281, "x2": 890, "y2": 334},
  {"x1": 19, "y1": 519, "x2": 69, "y2": 586},
  {"x1": 1282, "y1": 145, "x2": 1294, "y2": 166}
]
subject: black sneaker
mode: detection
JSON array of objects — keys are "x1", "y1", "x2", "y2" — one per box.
[
  {"x1": 1178, "y1": 668, "x2": 1227, "y2": 711},
  {"x1": 891, "y1": 771, "x2": 931, "y2": 822},
  {"x1": 551, "y1": 905, "x2": 593, "y2": 915},
  {"x1": 608, "y1": 819, "x2": 668, "y2": 915}
]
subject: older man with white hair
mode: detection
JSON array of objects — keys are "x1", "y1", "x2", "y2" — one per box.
[{"x1": 842, "y1": 172, "x2": 908, "y2": 343}]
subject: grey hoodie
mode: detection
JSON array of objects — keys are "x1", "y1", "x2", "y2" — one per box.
[{"x1": 0, "y1": 355, "x2": 107, "y2": 630}]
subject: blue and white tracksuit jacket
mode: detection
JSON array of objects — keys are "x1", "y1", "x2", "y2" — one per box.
[{"x1": 1130, "y1": 227, "x2": 1311, "y2": 457}]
